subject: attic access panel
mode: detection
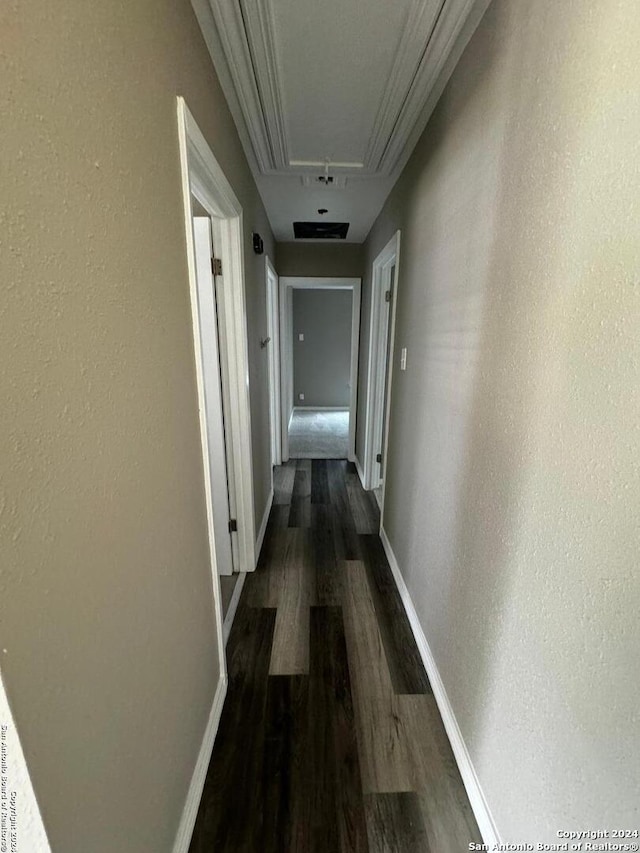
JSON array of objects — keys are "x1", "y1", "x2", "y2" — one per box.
[{"x1": 293, "y1": 221, "x2": 349, "y2": 239}]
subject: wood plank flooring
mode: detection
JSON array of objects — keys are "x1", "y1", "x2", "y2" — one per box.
[{"x1": 189, "y1": 459, "x2": 481, "y2": 853}]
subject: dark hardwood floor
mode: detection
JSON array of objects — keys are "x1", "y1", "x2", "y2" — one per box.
[{"x1": 189, "y1": 459, "x2": 481, "y2": 853}]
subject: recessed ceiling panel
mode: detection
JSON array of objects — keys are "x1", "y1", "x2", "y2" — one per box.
[
  {"x1": 271, "y1": 0, "x2": 415, "y2": 167},
  {"x1": 193, "y1": 0, "x2": 492, "y2": 239}
]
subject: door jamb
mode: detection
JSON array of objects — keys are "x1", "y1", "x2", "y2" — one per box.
[
  {"x1": 279, "y1": 276, "x2": 361, "y2": 462},
  {"x1": 363, "y1": 231, "x2": 401, "y2": 511},
  {"x1": 265, "y1": 256, "x2": 281, "y2": 468},
  {"x1": 192, "y1": 216, "x2": 237, "y2": 577},
  {"x1": 177, "y1": 97, "x2": 257, "y2": 592}
]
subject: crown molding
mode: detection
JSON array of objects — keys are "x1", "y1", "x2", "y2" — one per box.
[
  {"x1": 191, "y1": 0, "x2": 263, "y2": 175},
  {"x1": 237, "y1": 0, "x2": 290, "y2": 169},
  {"x1": 364, "y1": 0, "x2": 443, "y2": 172},
  {"x1": 192, "y1": 0, "x2": 491, "y2": 184},
  {"x1": 206, "y1": 0, "x2": 280, "y2": 172},
  {"x1": 375, "y1": 0, "x2": 492, "y2": 176}
]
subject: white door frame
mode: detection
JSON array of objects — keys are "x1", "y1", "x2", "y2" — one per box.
[
  {"x1": 265, "y1": 256, "x2": 281, "y2": 468},
  {"x1": 177, "y1": 97, "x2": 257, "y2": 590},
  {"x1": 363, "y1": 231, "x2": 401, "y2": 502},
  {"x1": 279, "y1": 276, "x2": 361, "y2": 462},
  {"x1": 192, "y1": 217, "x2": 236, "y2": 578}
]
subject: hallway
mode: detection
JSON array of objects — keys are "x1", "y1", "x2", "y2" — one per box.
[
  {"x1": 4, "y1": 0, "x2": 638, "y2": 847},
  {"x1": 189, "y1": 460, "x2": 480, "y2": 852}
]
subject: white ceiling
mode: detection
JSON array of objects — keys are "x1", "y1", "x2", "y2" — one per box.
[{"x1": 191, "y1": 0, "x2": 490, "y2": 242}]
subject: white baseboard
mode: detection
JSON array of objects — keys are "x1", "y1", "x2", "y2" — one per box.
[
  {"x1": 172, "y1": 675, "x2": 227, "y2": 853},
  {"x1": 354, "y1": 454, "x2": 366, "y2": 488},
  {"x1": 222, "y1": 571, "x2": 246, "y2": 645},
  {"x1": 379, "y1": 526, "x2": 501, "y2": 847},
  {"x1": 255, "y1": 487, "x2": 273, "y2": 564}
]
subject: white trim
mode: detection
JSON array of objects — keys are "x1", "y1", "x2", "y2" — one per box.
[
  {"x1": 222, "y1": 572, "x2": 247, "y2": 646},
  {"x1": 280, "y1": 283, "x2": 294, "y2": 456},
  {"x1": 363, "y1": 231, "x2": 401, "y2": 511},
  {"x1": 349, "y1": 282, "x2": 362, "y2": 463},
  {"x1": 177, "y1": 97, "x2": 257, "y2": 578},
  {"x1": 365, "y1": 0, "x2": 449, "y2": 170},
  {"x1": 192, "y1": 217, "x2": 236, "y2": 578},
  {"x1": 191, "y1": 0, "x2": 490, "y2": 179},
  {"x1": 370, "y1": 0, "x2": 492, "y2": 175},
  {"x1": 280, "y1": 277, "x2": 361, "y2": 462},
  {"x1": 289, "y1": 159, "x2": 364, "y2": 171},
  {"x1": 190, "y1": 0, "x2": 283, "y2": 174},
  {"x1": 255, "y1": 487, "x2": 274, "y2": 564},
  {"x1": 379, "y1": 526, "x2": 502, "y2": 847},
  {"x1": 265, "y1": 256, "x2": 282, "y2": 468},
  {"x1": 176, "y1": 100, "x2": 227, "y2": 681},
  {"x1": 238, "y1": 0, "x2": 289, "y2": 169},
  {"x1": 172, "y1": 676, "x2": 228, "y2": 853},
  {"x1": 354, "y1": 453, "x2": 366, "y2": 489}
]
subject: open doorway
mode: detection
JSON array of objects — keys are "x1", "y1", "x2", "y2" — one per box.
[
  {"x1": 363, "y1": 231, "x2": 401, "y2": 511},
  {"x1": 280, "y1": 277, "x2": 361, "y2": 461}
]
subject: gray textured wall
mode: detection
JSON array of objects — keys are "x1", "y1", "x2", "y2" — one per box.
[
  {"x1": 276, "y1": 242, "x2": 364, "y2": 278},
  {"x1": 293, "y1": 289, "x2": 353, "y2": 408},
  {"x1": 1, "y1": 1, "x2": 274, "y2": 850},
  {"x1": 358, "y1": 0, "x2": 640, "y2": 841}
]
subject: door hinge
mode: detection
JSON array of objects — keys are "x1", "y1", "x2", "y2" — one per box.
[
  {"x1": 385, "y1": 289, "x2": 392, "y2": 303},
  {"x1": 228, "y1": 518, "x2": 238, "y2": 533},
  {"x1": 376, "y1": 453, "x2": 382, "y2": 463},
  {"x1": 211, "y1": 257, "x2": 223, "y2": 276}
]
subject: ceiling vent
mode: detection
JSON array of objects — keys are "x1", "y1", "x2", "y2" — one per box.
[
  {"x1": 301, "y1": 175, "x2": 347, "y2": 189},
  {"x1": 293, "y1": 221, "x2": 350, "y2": 240}
]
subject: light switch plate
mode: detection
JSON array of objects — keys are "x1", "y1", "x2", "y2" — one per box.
[{"x1": 400, "y1": 347, "x2": 407, "y2": 371}]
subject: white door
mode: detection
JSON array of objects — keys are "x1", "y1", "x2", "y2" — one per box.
[
  {"x1": 364, "y1": 231, "x2": 401, "y2": 494},
  {"x1": 265, "y1": 259, "x2": 281, "y2": 468},
  {"x1": 373, "y1": 261, "x2": 396, "y2": 486},
  {"x1": 192, "y1": 216, "x2": 235, "y2": 576}
]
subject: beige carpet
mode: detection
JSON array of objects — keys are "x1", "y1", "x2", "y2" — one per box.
[{"x1": 288, "y1": 408, "x2": 349, "y2": 459}]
